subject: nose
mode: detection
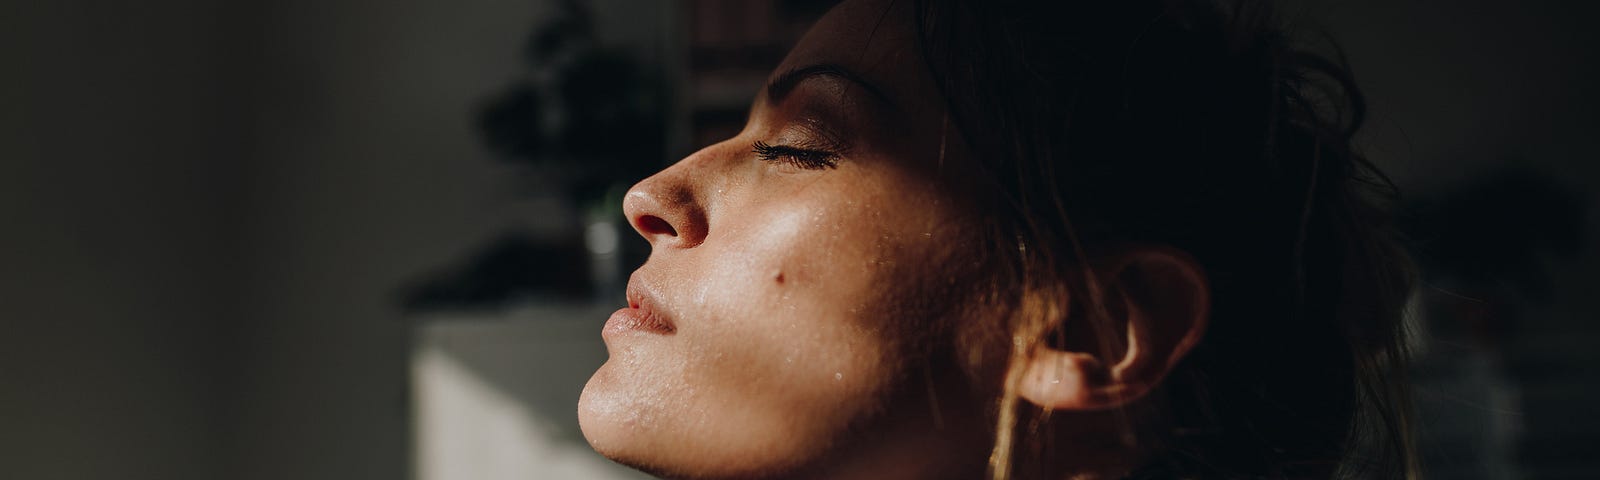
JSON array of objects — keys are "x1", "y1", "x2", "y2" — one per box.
[{"x1": 622, "y1": 167, "x2": 709, "y2": 249}]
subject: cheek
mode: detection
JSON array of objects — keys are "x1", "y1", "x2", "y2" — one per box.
[
  {"x1": 699, "y1": 172, "x2": 974, "y2": 387},
  {"x1": 663, "y1": 192, "x2": 916, "y2": 461},
  {"x1": 698, "y1": 200, "x2": 902, "y2": 400}
]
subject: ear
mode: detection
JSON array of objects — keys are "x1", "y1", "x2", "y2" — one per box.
[{"x1": 1015, "y1": 245, "x2": 1210, "y2": 411}]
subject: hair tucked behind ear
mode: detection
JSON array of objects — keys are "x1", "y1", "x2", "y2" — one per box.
[{"x1": 911, "y1": 0, "x2": 1418, "y2": 478}]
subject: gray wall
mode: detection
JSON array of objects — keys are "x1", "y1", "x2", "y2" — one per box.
[
  {"x1": 2, "y1": 0, "x2": 536, "y2": 478},
  {"x1": 2, "y1": 1, "x2": 241, "y2": 478},
  {"x1": 3, "y1": 0, "x2": 673, "y2": 477},
  {"x1": 223, "y1": 0, "x2": 533, "y2": 478}
]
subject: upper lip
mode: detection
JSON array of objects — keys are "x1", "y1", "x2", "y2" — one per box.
[{"x1": 625, "y1": 273, "x2": 677, "y2": 332}]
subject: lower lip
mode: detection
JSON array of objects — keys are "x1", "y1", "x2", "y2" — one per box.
[{"x1": 603, "y1": 307, "x2": 675, "y2": 337}]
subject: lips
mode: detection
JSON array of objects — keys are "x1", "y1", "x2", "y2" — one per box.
[{"x1": 603, "y1": 278, "x2": 677, "y2": 336}]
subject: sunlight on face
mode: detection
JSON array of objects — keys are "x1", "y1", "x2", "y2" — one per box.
[{"x1": 577, "y1": 0, "x2": 994, "y2": 478}]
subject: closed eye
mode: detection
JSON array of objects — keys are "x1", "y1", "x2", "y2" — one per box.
[{"x1": 753, "y1": 141, "x2": 839, "y2": 170}]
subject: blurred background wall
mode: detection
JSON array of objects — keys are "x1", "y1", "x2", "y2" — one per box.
[
  {"x1": 1316, "y1": 2, "x2": 1598, "y2": 476},
  {"x1": 3, "y1": 0, "x2": 670, "y2": 478},
  {"x1": 2, "y1": 1, "x2": 1596, "y2": 479},
  {"x1": 3, "y1": 1, "x2": 244, "y2": 478}
]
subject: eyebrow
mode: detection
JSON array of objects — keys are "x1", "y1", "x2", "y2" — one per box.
[{"x1": 765, "y1": 63, "x2": 894, "y2": 108}]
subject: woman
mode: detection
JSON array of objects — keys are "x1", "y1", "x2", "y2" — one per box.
[{"x1": 578, "y1": 0, "x2": 1415, "y2": 478}]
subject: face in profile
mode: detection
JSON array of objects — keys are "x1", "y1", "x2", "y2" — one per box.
[
  {"x1": 577, "y1": 0, "x2": 996, "y2": 478},
  {"x1": 579, "y1": 0, "x2": 1416, "y2": 477}
]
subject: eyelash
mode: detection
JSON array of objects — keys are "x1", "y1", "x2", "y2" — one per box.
[{"x1": 753, "y1": 141, "x2": 839, "y2": 170}]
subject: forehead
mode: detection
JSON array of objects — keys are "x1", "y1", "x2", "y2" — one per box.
[{"x1": 776, "y1": 0, "x2": 937, "y2": 114}]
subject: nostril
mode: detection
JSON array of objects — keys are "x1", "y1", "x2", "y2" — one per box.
[{"x1": 636, "y1": 214, "x2": 677, "y2": 238}]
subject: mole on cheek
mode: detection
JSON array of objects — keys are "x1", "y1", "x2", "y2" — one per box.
[{"x1": 773, "y1": 270, "x2": 785, "y2": 284}]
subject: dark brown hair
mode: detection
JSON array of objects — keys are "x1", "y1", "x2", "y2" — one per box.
[{"x1": 911, "y1": 0, "x2": 1417, "y2": 478}]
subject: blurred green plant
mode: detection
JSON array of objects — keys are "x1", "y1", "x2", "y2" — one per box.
[
  {"x1": 403, "y1": 0, "x2": 663, "y2": 311},
  {"x1": 476, "y1": 0, "x2": 666, "y2": 204}
]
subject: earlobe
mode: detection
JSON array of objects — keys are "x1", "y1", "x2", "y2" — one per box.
[
  {"x1": 1015, "y1": 246, "x2": 1210, "y2": 411},
  {"x1": 1015, "y1": 348, "x2": 1118, "y2": 410}
]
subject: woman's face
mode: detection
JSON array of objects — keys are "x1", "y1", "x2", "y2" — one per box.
[{"x1": 578, "y1": 0, "x2": 992, "y2": 477}]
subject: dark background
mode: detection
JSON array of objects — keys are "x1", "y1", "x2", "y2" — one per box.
[{"x1": 2, "y1": 0, "x2": 1595, "y2": 479}]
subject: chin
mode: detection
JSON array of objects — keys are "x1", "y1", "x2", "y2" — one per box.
[
  {"x1": 577, "y1": 363, "x2": 632, "y2": 460},
  {"x1": 577, "y1": 363, "x2": 690, "y2": 477},
  {"x1": 579, "y1": 368, "x2": 829, "y2": 479}
]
